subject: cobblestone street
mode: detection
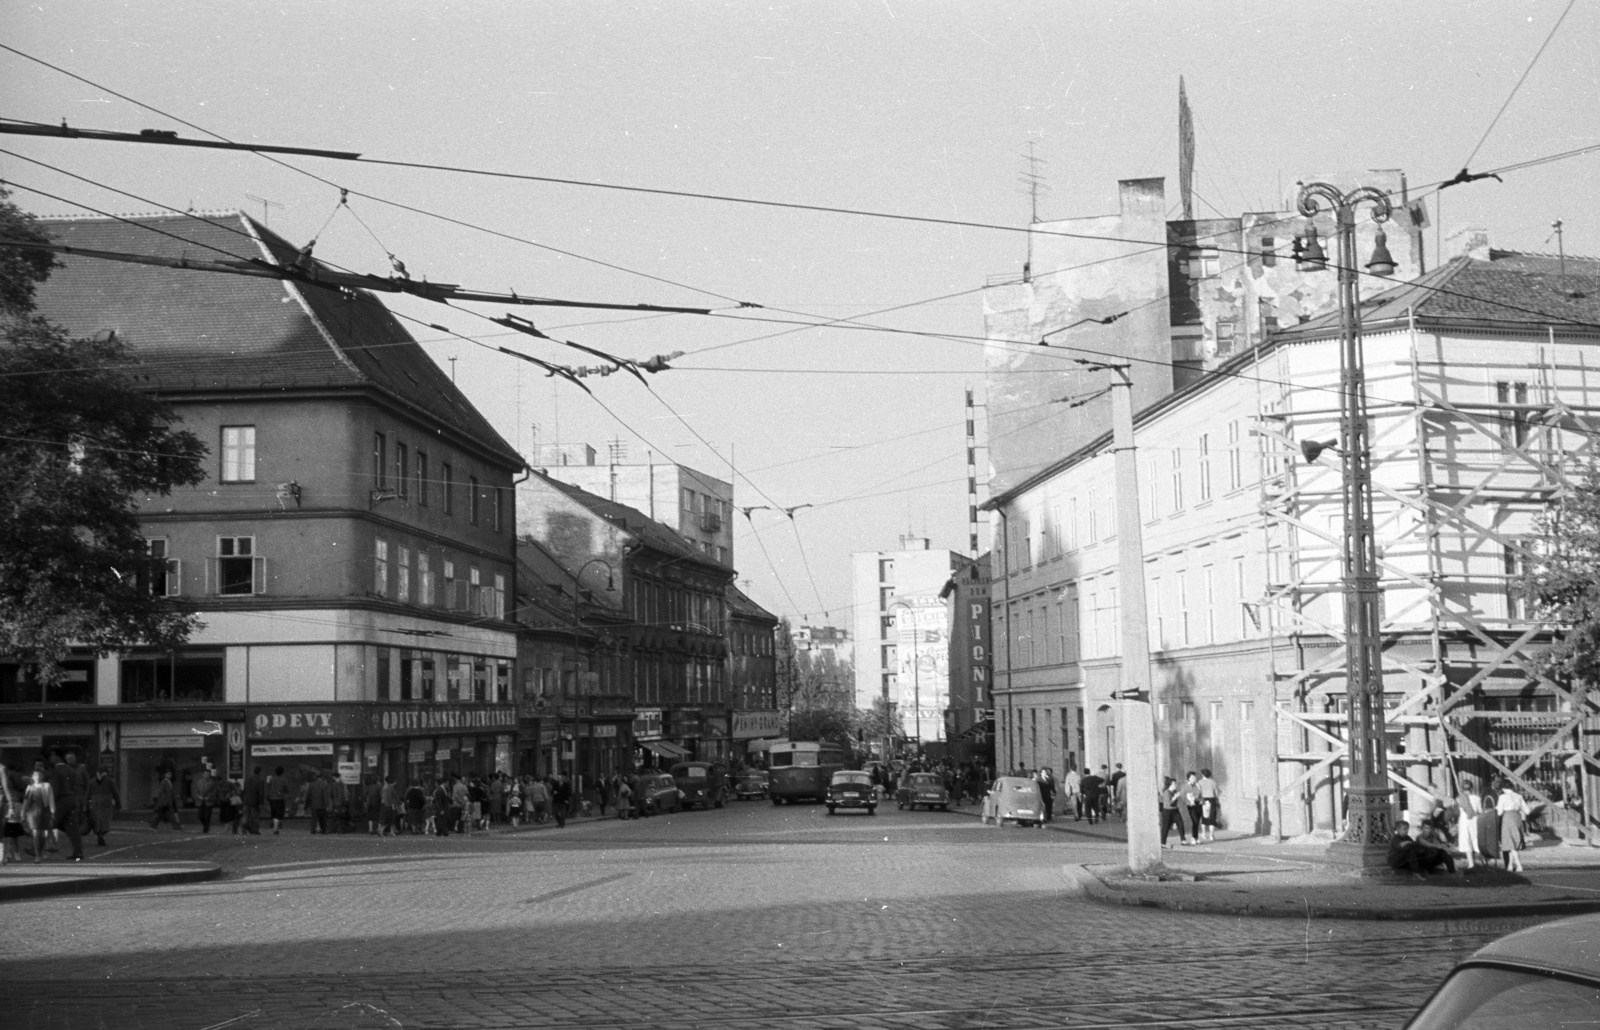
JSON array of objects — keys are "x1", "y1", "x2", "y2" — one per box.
[{"x1": 0, "y1": 803, "x2": 1551, "y2": 1028}]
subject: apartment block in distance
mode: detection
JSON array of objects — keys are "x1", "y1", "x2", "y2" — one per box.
[{"x1": 851, "y1": 535, "x2": 962, "y2": 743}]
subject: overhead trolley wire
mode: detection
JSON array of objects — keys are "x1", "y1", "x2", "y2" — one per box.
[{"x1": 1458, "y1": 0, "x2": 1580, "y2": 173}]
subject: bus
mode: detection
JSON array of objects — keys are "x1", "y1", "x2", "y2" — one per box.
[{"x1": 767, "y1": 741, "x2": 846, "y2": 804}]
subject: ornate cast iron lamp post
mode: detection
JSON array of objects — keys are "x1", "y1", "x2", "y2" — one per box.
[{"x1": 1293, "y1": 181, "x2": 1398, "y2": 869}]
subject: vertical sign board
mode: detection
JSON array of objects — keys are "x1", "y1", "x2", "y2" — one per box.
[{"x1": 227, "y1": 723, "x2": 245, "y2": 778}]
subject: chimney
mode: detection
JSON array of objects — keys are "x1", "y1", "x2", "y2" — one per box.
[{"x1": 1444, "y1": 225, "x2": 1491, "y2": 262}]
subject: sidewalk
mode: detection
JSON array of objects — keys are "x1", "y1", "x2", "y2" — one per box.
[
  {"x1": 0, "y1": 858, "x2": 220, "y2": 902},
  {"x1": 1060, "y1": 822, "x2": 1600, "y2": 919}
]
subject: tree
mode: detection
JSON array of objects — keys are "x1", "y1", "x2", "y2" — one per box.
[
  {"x1": 1526, "y1": 462, "x2": 1600, "y2": 685},
  {"x1": 1, "y1": 194, "x2": 208, "y2": 685}
]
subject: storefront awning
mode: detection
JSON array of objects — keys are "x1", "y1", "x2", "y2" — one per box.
[{"x1": 642, "y1": 740, "x2": 690, "y2": 759}]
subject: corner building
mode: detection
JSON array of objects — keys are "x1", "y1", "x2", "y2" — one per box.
[{"x1": 8, "y1": 213, "x2": 521, "y2": 808}]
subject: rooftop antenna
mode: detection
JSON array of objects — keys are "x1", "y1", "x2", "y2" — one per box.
[
  {"x1": 448, "y1": 356, "x2": 457, "y2": 384},
  {"x1": 1550, "y1": 219, "x2": 1566, "y2": 277},
  {"x1": 1017, "y1": 138, "x2": 1049, "y2": 282},
  {"x1": 243, "y1": 192, "x2": 283, "y2": 226}
]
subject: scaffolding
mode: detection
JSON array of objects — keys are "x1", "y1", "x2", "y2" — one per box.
[{"x1": 1258, "y1": 322, "x2": 1600, "y2": 842}]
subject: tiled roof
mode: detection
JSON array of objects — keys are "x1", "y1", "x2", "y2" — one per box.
[
  {"x1": 31, "y1": 212, "x2": 520, "y2": 467},
  {"x1": 1276, "y1": 251, "x2": 1600, "y2": 340},
  {"x1": 727, "y1": 583, "x2": 776, "y2": 623}
]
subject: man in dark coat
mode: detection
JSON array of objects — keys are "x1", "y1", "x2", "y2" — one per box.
[
  {"x1": 1078, "y1": 767, "x2": 1105, "y2": 826},
  {"x1": 47, "y1": 750, "x2": 90, "y2": 861},
  {"x1": 241, "y1": 766, "x2": 265, "y2": 835}
]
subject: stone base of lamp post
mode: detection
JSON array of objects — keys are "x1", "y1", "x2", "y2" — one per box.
[{"x1": 1324, "y1": 786, "x2": 1396, "y2": 874}]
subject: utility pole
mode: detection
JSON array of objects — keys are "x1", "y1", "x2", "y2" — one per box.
[{"x1": 1082, "y1": 360, "x2": 1162, "y2": 873}]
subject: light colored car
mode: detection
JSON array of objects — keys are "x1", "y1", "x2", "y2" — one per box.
[
  {"x1": 895, "y1": 772, "x2": 950, "y2": 811},
  {"x1": 825, "y1": 770, "x2": 877, "y2": 816},
  {"x1": 1404, "y1": 911, "x2": 1600, "y2": 1028},
  {"x1": 981, "y1": 777, "x2": 1045, "y2": 828}
]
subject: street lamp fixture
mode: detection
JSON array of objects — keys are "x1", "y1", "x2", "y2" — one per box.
[{"x1": 1294, "y1": 179, "x2": 1395, "y2": 870}]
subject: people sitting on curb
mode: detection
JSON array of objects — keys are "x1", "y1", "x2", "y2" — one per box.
[{"x1": 1388, "y1": 822, "x2": 1457, "y2": 879}]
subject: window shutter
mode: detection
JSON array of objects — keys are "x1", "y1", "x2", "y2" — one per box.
[
  {"x1": 166, "y1": 559, "x2": 183, "y2": 597},
  {"x1": 252, "y1": 556, "x2": 267, "y2": 595}
]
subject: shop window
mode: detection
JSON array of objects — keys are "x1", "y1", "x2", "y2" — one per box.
[
  {"x1": 221, "y1": 425, "x2": 256, "y2": 483},
  {"x1": 0, "y1": 660, "x2": 96, "y2": 704},
  {"x1": 473, "y1": 658, "x2": 488, "y2": 702},
  {"x1": 399, "y1": 649, "x2": 414, "y2": 702},
  {"x1": 376, "y1": 647, "x2": 391, "y2": 701},
  {"x1": 420, "y1": 655, "x2": 436, "y2": 702},
  {"x1": 120, "y1": 652, "x2": 224, "y2": 703},
  {"x1": 210, "y1": 536, "x2": 264, "y2": 595}
]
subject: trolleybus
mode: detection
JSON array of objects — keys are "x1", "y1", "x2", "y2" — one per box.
[{"x1": 766, "y1": 740, "x2": 846, "y2": 804}]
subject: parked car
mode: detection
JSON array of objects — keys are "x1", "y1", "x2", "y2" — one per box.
[
  {"x1": 634, "y1": 772, "x2": 682, "y2": 815},
  {"x1": 825, "y1": 770, "x2": 877, "y2": 816},
  {"x1": 671, "y1": 761, "x2": 728, "y2": 810},
  {"x1": 981, "y1": 777, "x2": 1045, "y2": 828},
  {"x1": 1404, "y1": 911, "x2": 1600, "y2": 1028},
  {"x1": 895, "y1": 772, "x2": 950, "y2": 811},
  {"x1": 733, "y1": 768, "x2": 769, "y2": 800}
]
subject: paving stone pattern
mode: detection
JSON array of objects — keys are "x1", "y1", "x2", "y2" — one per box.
[{"x1": 0, "y1": 805, "x2": 1543, "y2": 1029}]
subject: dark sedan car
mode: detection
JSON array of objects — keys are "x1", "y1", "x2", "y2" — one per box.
[
  {"x1": 895, "y1": 772, "x2": 950, "y2": 811},
  {"x1": 733, "y1": 768, "x2": 769, "y2": 800},
  {"x1": 825, "y1": 770, "x2": 877, "y2": 816},
  {"x1": 671, "y1": 761, "x2": 728, "y2": 810},
  {"x1": 634, "y1": 772, "x2": 682, "y2": 815}
]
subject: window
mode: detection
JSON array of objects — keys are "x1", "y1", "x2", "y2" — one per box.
[
  {"x1": 396, "y1": 545, "x2": 411, "y2": 603},
  {"x1": 1235, "y1": 557, "x2": 1249, "y2": 638},
  {"x1": 1227, "y1": 420, "x2": 1242, "y2": 491},
  {"x1": 373, "y1": 433, "x2": 387, "y2": 488},
  {"x1": 469, "y1": 475, "x2": 480, "y2": 525},
  {"x1": 1260, "y1": 236, "x2": 1276, "y2": 267},
  {"x1": 1496, "y1": 381, "x2": 1531, "y2": 447},
  {"x1": 879, "y1": 558, "x2": 895, "y2": 582},
  {"x1": 214, "y1": 536, "x2": 262, "y2": 595},
  {"x1": 1170, "y1": 448, "x2": 1184, "y2": 511},
  {"x1": 443, "y1": 463, "x2": 454, "y2": 515},
  {"x1": 1209, "y1": 700, "x2": 1224, "y2": 763},
  {"x1": 119, "y1": 651, "x2": 223, "y2": 703},
  {"x1": 420, "y1": 655, "x2": 436, "y2": 702},
  {"x1": 1066, "y1": 497, "x2": 1078, "y2": 550},
  {"x1": 376, "y1": 647, "x2": 391, "y2": 701},
  {"x1": 1177, "y1": 570, "x2": 1191, "y2": 646},
  {"x1": 220, "y1": 426, "x2": 256, "y2": 483},
  {"x1": 373, "y1": 539, "x2": 389, "y2": 597},
  {"x1": 418, "y1": 551, "x2": 432, "y2": 606},
  {"x1": 1198, "y1": 434, "x2": 1212, "y2": 502},
  {"x1": 417, "y1": 451, "x2": 428, "y2": 506},
  {"x1": 493, "y1": 573, "x2": 506, "y2": 620},
  {"x1": 446, "y1": 655, "x2": 463, "y2": 701},
  {"x1": 1202, "y1": 565, "x2": 1216, "y2": 644},
  {"x1": 472, "y1": 658, "x2": 488, "y2": 702},
  {"x1": 1086, "y1": 488, "x2": 1099, "y2": 543},
  {"x1": 443, "y1": 559, "x2": 456, "y2": 609},
  {"x1": 469, "y1": 566, "x2": 482, "y2": 615},
  {"x1": 1150, "y1": 577, "x2": 1164, "y2": 649},
  {"x1": 1238, "y1": 701, "x2": 1257, "y2": 795},
  {"x1": 399, "y1": 649, "x2": 414, "y2": 701},
  {"x1": 681, "y1": 487, "x2": 696, "y2": 513},
  {"x1": 493, "y1": 486, "x2": 504, "y2": 532},
  {"x1": 395, "y1": 443, "x2": 408, "y2": 499},
  {"x1": 1504, "y1": 545, "x2": 1525, "y2": 620},
  {"x1": 495, "y1": 659, "x2": 510, "y2": 703},
  {"x1": 1146, "y1": 458, "x2": 1160, "y2": 521},
  {"x1": 1189, "y1": 248, "x2": 1220, "y2": 278},
  {"x1": 879, "y1": 586, "x2": 895, "y2": 609},
  {"x1": 144, "y1": 538, "x2": 181, "y2": 597}
]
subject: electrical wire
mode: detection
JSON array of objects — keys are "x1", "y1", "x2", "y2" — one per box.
[{"x1": 1459, "y1": 0, "x2": 1579, "y2": 171}]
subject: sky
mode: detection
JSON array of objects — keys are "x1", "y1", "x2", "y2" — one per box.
[{"x1": 4, "y1": 0, "x2": 1598, "y2": 627}]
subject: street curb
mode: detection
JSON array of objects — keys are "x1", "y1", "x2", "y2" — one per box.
[
  {"x1": 1063, "y1": 863, "x2": 1600, "y2": 921},
  {"x1": 0, "y1": 863, "x2": 221, "y2": 903}
]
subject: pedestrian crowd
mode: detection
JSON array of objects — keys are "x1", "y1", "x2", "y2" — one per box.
[
  {"x1": 1390, "y1": 773, "x2": 1534, "y2": 878},
  {"x1": 0, "y1": 749, "x2": 110, "y2": 864}
]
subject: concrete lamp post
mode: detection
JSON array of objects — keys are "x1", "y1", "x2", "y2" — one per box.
[{"x1": 1293, "y1": 180, "x2": 1397, "y2": 872}]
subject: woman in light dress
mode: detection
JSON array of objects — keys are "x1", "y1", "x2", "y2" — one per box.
[
  {"x1": 22, "y1": 768, "x2": 55, "y2": 863},
  {"x1": 1453, "y1": 774, "x2": 1484, "y2": 870},
  {"x1": 1495, "y1": 778, "x2": 1531, "y2": 873}
]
